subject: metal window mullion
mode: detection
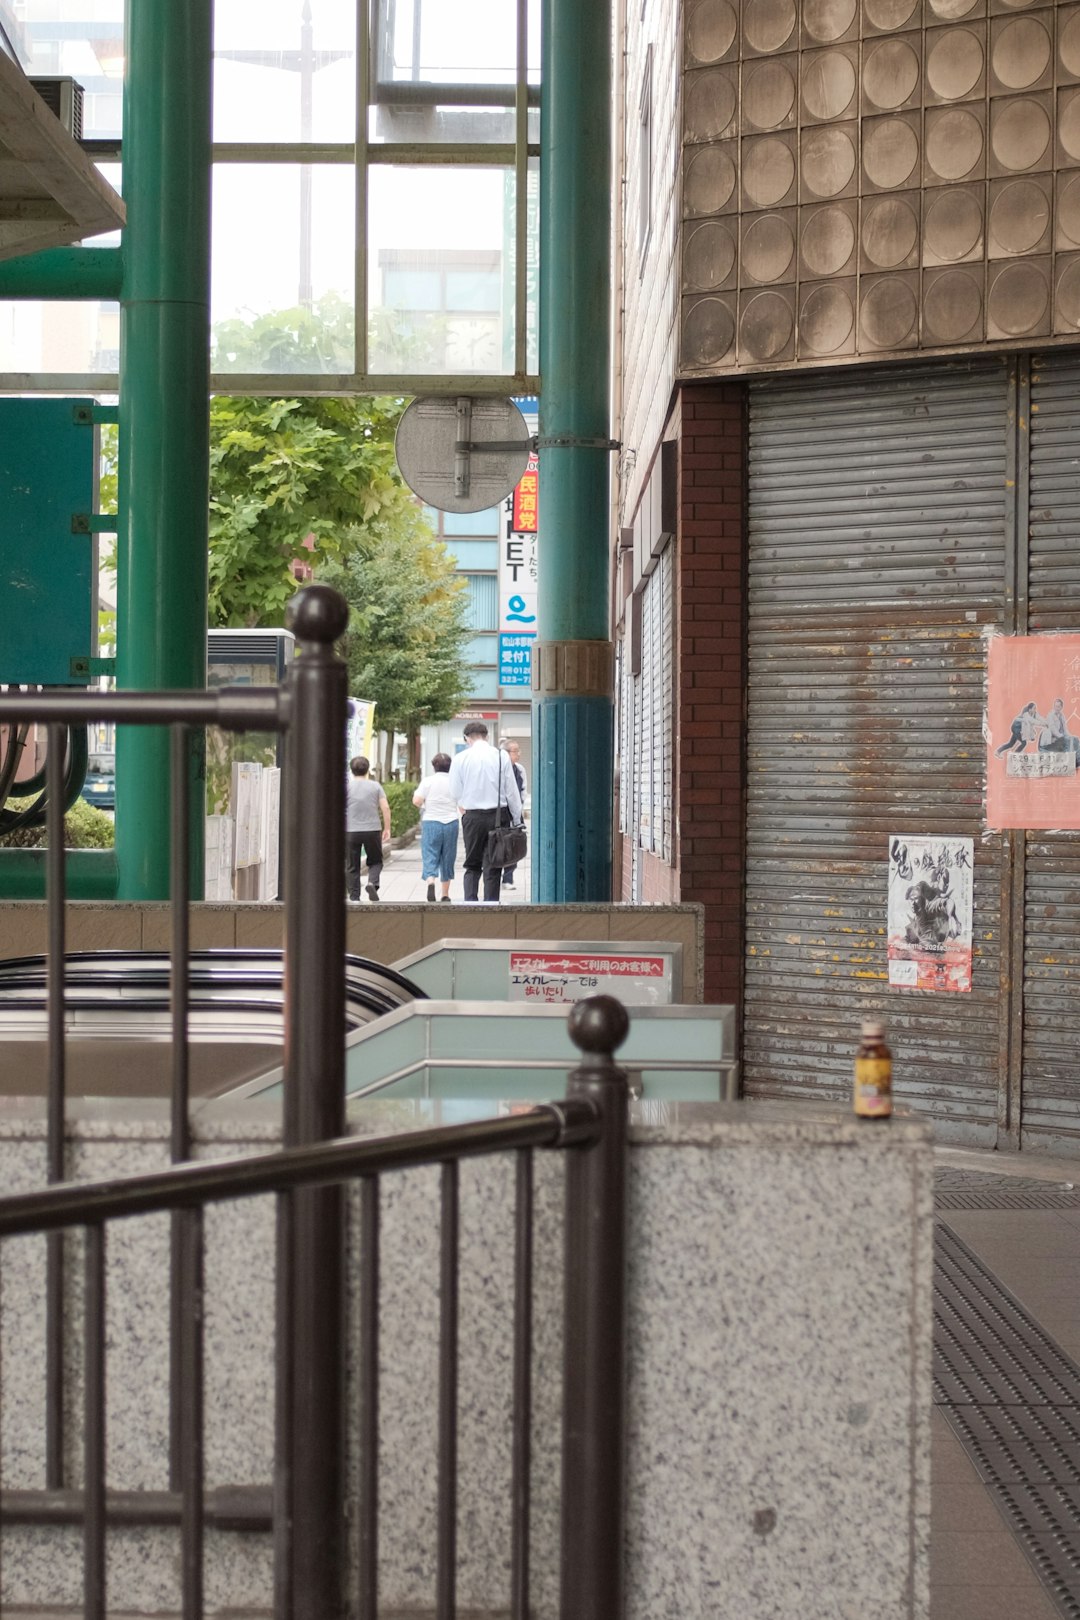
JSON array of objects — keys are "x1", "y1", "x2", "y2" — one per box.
[
  {"x1": 514, "y1": 0, "x2": 528, "y2": 378},
  {"x1": 356, "y1": 0, "x2": 370, "y2": 379}
]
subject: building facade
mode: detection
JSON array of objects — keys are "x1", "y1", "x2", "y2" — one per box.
[{"x1": 616, "y1": 0, "x2": 1080, "y2": 1152}]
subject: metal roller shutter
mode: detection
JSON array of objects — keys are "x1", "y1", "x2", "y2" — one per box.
[
  {"x1": 1022, "y1": 351, "x2": 1080, "y2": 1154},
  {"x1": 744, "y1": 358, "x2": 1011, "y2": 1144}
]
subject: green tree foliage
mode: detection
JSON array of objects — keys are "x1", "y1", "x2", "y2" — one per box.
[
  {"x1": 320, "y1": 510, "x2": 473, "y2": 746},
  {"x1": 207, "y1": 394, "x2": 420, "y2": 627},
  {"x1": 212, "y1": 293, "x2": 355, "y2": 375}
]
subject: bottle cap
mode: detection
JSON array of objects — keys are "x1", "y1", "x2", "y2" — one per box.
[{"x1": 861, "y1": 1018, "x2": 885, "y2": 1038}]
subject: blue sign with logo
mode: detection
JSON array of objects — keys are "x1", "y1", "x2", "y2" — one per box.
[{"x1": 499, "y1": 632, "x2": 535, "y2": 688}]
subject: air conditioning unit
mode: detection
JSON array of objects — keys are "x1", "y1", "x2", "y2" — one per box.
[{"x1": 29, "y1": 76, "x2": 84, "y2": 141}]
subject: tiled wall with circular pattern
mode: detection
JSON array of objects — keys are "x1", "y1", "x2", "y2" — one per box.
[{"x1": 680, "y1": 0, "x2": 1080, "y2": 371}]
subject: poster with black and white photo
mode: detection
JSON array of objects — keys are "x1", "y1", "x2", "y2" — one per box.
[{"x1": 887, "y1": 835, "x2": 974, "y2": 993}]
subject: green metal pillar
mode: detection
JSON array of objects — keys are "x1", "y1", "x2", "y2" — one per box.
[
  {"x1": 533, "y1": 0, "x2": 614, "y2": 902},
  {"x1": 114, "y1": 0, "x2": 212, "y2": 899}
]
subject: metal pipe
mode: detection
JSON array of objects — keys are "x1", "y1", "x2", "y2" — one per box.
[
  {"x1": 115, "y1": 0, "x2": 213, "y2": 900},
  {"x1": 273, "y1": 1191, "x2": 294, "y2": 1620},
  {"x1": 0, "y1": 688, "x2": 282, "y2": 729},
  {"x1": 560, "y1": 997, "x2": 630, "y2": 1620},
  {"x1": 0, "y1": 247, "x2": 124, "y2": 301},
  {"x1": 281, "y1": 585, "x2": 349, "y2": 1620},
  {"x1": 510, "y1": 1149, "x2": 534, "y2": 1620},
  {"x1": 0, "y1": 1103, "x2": 599, "y2": 1236},
  {"x1": 179, "y1": 1208, "x2": 205, "y2": 1620},
  {"x1": 84, "y1": 1223, "x2": 107, "y2": 1620},
  {"x1": 45, "y1": 723, "x2": 66, "y2": 1489},
  {"x1": 358, "y1": 1176, "x2": 380, "y2": 1620},
  {"x1": 0, "y1": 1486, "x2": 272, "y2": 1529},
  {"x1": 436, "y1": 1161, "x2": 459, "y2": 1620},
  {"x1": 533, "y1": 0, "x2": 616, "y2": 901},
  {"x1": 170, "y1": 724, "x2": 193, "y2": 1492}
]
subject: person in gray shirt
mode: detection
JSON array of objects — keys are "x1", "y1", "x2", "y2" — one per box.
[{"x1": 346, "y1": 756, "x2": 391, "y2": 901}]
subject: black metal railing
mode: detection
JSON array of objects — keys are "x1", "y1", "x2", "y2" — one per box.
[
  {"x1": 0, "y1": 584, "x2": 630, "y2": 1619},
  {"x1": 0, "y1": 999, "x2": 630, "y2": 1620}
]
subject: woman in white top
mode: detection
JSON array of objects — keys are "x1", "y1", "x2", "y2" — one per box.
[{"x1": 412, "y1": 753, "x2": 461, "y2": 902}]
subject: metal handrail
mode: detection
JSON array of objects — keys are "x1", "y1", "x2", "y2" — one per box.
[
  {"x1": 0, "y1": 1100, "x2": 599, "y2": 1235},
  {"x1": 0, "y1": 589, "x2": 632, "y2": 1620}
]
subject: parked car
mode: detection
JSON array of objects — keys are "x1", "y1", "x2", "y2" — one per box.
[{"x1": 81, "y1": 752, "x2": 115, "y2": 811}]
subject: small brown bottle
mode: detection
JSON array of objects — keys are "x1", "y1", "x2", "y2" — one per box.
[{"x1": 854, "y1": 1018, "x2": 892, "y2": 1119}]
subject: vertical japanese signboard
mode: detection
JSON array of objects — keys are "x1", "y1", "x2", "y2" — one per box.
[
  {"x1": 499, "y1": 446, "x2": 539, "y2": 688},
  {"x1": 887, "y1": 834, "x2": 975, "y2": 993}
]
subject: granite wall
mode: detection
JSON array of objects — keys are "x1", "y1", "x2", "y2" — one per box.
[{"x1": 0, "y1": 1100, "x2": 932, "y2": 1618}]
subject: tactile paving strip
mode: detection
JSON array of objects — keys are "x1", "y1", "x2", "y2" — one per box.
[{"x1": 935, "y1": 1223, "x2": 1080, "y2": 1618}]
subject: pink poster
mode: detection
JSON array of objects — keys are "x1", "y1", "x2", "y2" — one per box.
[{"x1": 987, "y1": 636, "x2": 1080, "y2": 830}]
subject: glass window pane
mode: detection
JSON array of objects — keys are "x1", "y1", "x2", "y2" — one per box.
[
  {"x1": 213, "y1": 0, "x2": 356, "y2": 143},
  {"x1": 16, "y1": 2, "x2": 125, "y2": 138},
  {"x1": 368, "y1": 166, "x2": 514, "y2": 376},
  {"x1": 368, "y1": 102, "x2": 535, "y2": 146},
  {"x1": 372, "y1": 0, "x2": 538, "y2": 89},
  {"x1": 0, "y1": 299, "x2": 120, "y2": 374},
  {"x1": 442, "y1": 508, "x2": 500, "y2": 536},
  {"x1": 211, "y1": 166, "x2": 355, "y2": 374}
]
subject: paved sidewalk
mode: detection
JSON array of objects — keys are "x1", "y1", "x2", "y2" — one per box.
[
  {"x1": 931, "y1": 1147, "x2": 1080, "y2": 1620},
  {"x1": 367, "y1": 825, "x2": 531, "y2": 905}
]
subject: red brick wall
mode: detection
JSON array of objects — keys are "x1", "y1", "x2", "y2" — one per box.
[{"x1": 675, "y1": 382, "x2": 747, "y2": 1009}]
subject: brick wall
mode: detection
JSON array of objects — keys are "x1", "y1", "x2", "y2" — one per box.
[{"x1": 675, "y1": 381, "x2": 747, "y2": 1009}]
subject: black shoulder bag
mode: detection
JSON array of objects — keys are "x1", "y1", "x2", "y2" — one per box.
[{"x1": 485, "y1": 754, "x2": 527, "y2": 869}]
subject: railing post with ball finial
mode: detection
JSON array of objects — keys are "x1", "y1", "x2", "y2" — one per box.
[{"x1": 560, "y1": 993, "x2": 631, "y2": 1620}]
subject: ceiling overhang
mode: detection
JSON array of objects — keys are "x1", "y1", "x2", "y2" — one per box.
[{"x1": 0, "y1": 50, "x2": 124, "y2": 262}]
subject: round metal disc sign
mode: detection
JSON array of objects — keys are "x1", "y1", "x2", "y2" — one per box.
[{"x1": 394, "y1": 396, "x2": 531, "y2": 514}]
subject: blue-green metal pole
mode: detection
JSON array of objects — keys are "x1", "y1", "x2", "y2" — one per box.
[
  {"x1": 114, "y1": 0, "x2": 211, "y2": 899},
  {"x1": 0, "y1": 248, "x2": 123, "y2": 301},
  {"x1": 533, "y1": 0, "x2": 614, "y2": 901}
]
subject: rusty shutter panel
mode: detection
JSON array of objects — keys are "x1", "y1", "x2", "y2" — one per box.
[
  {"x1": 743, "y1": 358, "x2": 1010, "y2": 1145},
  {"x1": 1022, "y1": 350, "x2": 1080, "y2": 1154}
]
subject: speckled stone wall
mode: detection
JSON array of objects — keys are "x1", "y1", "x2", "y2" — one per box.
[
  {"x1": 0, "y1": 1102, "x2": 932, "y2": 1618},
  {"x1": 681, "y1": 0, "x2": 1080, "y2": 370}
]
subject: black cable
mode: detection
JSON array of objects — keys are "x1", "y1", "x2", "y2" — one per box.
[{"x1": 0, "y1": 720, "x2": 89, "y2": 832}]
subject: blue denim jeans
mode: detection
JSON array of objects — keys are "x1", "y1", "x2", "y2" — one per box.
[{"x1": 421, "y1": 818, "x2": 459, "y2": 882}]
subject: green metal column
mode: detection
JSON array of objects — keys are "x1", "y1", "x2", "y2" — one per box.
[
  {"x1": 115, "y1": 0, "x2": 212, "y2": 899},
  {"x1": 533, "y1": 0, "x2": 614, "y2": 902}
]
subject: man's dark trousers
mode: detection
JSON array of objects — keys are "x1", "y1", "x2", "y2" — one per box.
[
  {"x1": 461, "y1": 807, "x2": 501, "y2": 901},
  {"x1": 346, "y1": 830, "x2": 383, "y2": 900}
]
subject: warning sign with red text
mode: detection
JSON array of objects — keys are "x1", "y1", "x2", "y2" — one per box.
[{"x1": 509, "y1": 952, "x2": 673, "y2": 1005}]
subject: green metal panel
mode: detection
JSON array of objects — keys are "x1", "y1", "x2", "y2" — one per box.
[{"x1": 0, "y1": 399, "x2": 96, "y2": 686}]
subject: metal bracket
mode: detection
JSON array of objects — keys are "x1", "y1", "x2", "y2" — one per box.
[
  {"x1": 71, "y1": 513, "x2": 119, "y2": 535},
  {"x1": 72, "y1": 404, "x2": 119, "y2": 427},
  {"x1": 535, "y1": 435, "x2": 622, "y2": 451},
  {"x1": 69, "y1": 656, "x2": 115, "y2": 680}
]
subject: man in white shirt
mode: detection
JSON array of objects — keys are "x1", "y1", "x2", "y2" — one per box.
[{"x1": 447, "y1": 721, "x2": 522, "y2": 901}]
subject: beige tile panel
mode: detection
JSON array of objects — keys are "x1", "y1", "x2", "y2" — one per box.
[
  {"x1": 420, "y1": 905, "x2": 514, "y2": 946},
  {"x1": 522, "y1": 909, "x2": 613, "y2": 940},
  {"x1": 0, "y1": 904, "x2": 49, "y2": 959},
  {"x1": 140, "y1": 905, "x2": 237, "y2": 952},
  {"x1": 234, "y1": 907, "x2": 287, "y2": 950},
  {"x1": 346, "y1": 908, "x2": 425, "y2": 966},
  {"x1": 66, "y1": 905, "x2": 143, "y2": 953}
]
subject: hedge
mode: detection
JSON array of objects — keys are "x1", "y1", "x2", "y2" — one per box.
[
  {"x1": 0, "y1": 795, "x2": 116, "y2": 850},
  {"x1": 383, "y1": 780, "x2": 420, "y2": 838}
]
